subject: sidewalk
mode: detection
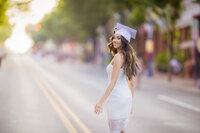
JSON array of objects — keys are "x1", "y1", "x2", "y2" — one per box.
[
  {"x1": 83, "y1": 61, "x2": 200, "y2": 95},
  {"x1": 78, "y1": 60, "x2": 200, "y2": 95},
  {"x1": 142, "y1": 70, "x2": 200, "y2": 95}
]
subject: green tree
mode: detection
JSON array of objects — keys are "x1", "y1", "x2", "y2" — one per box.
[
  {"x1": 0, "y1": 0, "x2": 11, "y2": 44},
  {"x1": 150, "y1": 1, "x2": 183, "y2": 81},
  {"x1": 0, "y1": 20, "x2": 12, "y2": 45},
  {"x1": 31, "y1": 4, "x2": 87, "y2": 44},
  {"x1": 31, "y1": 0, "x2": 111, "y2": 62},
  {"x1": 31, "y1": 0, "x2": 111, "y2": 44},
  {"x1": 111, "y1": 0, "x2": 183, "y2": 81},
  {"x1": 0, "y1": 0, "x2": 31, "y2": 44}
]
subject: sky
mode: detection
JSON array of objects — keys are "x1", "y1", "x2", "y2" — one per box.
[{"x1": 5, "y1": 0, "x2": 57, "y2": 54}]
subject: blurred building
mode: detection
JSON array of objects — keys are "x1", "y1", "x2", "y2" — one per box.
[
  {"x1": 178, "y1": 0, "x2": 200, "y2": 78},
  {"x1": 134, "y1": 0, "x2": 200, "y2": 78}
]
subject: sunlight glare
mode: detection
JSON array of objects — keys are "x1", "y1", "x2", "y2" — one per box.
[{"x1": 5, "y1": 0, "x2": 57, "y2": 54}]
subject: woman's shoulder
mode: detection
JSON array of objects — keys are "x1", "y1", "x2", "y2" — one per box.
[
  {"x1": 113, "y1": 53, "x2": 124, "y2": 65},
  {"x1": 114, "y1": 53, "x2": 123, "y2": 59}
]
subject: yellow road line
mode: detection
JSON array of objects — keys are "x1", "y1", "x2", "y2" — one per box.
[
  {"x1": 26, "y1": 64, "x2": 78, "y2": 133},
  {"x1": 24, "y1": 61, "x2": 91, "y2": 133},
  {"x1": 43, "y1": 80, "x2": 92, "y2": 133}
]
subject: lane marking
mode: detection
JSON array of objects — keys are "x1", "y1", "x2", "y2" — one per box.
[
  {"x1": 42, "y1": 80, "x2": 92, "y2": 133},
  {"x1": 25, "y1": 64, "x2": 78, "y2": 133},
  {"x1": 24, "y1": 60, "x2": 91, "y2": 133},
  {"x1": 158, "y1": 95, "x2": 200, "y2": 113},
  {"x1": 163, "y1": 121, "x2": 188, "y2": 127}
]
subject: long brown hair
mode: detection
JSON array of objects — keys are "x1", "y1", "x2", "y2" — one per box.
[{"x1": 107, "y1": 35, "x2": 140, "y2": 80}]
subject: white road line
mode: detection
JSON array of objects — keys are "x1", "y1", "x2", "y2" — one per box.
[
  {"x1": 158, "y1": 95, "x2": 200, "y2": 113},
  {"x1": 163, "y1": 121, "x2": 188, "y2": 127}
]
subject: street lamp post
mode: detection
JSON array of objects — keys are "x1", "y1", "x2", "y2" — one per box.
[{"x1": 192, "y1": 19, "x2": 199, "y2": 84}]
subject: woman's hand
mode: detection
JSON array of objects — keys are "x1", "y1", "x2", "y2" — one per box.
[{"x1": 94, "y1": 101, "x2": 103, "y2": 115}]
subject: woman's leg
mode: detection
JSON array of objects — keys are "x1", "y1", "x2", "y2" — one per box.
[{"x1": 109, "y1": 118, "x2": 127, "y2": 133}]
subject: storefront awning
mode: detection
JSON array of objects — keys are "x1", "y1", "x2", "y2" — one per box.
[{"x1": 179, "y1": 40, "x2": 194, "y2": 49}]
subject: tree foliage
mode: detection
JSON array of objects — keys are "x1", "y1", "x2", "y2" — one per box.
[
  {"x1": 32, "y1": 0, "x2": 111, "y2": 44},
  {"x1": 0, "y1": 0, "x2": 31, "y2": 43},
  {"x1": 112, "y1": 0, "x2": 183, "y2": 81},
  {"x1": 0, "y1": 0, "x2": 11, "y2": 42}
]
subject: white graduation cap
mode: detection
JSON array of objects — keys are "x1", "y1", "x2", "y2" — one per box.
[{"x1": 115, "y1": 23, "x2": 137, "y2": 42}]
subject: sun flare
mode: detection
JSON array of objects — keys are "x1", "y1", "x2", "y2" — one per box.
[{"x1": 5, "y1": 0, "x2": 57, "y2": 54}]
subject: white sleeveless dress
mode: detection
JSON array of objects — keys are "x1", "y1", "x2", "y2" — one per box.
[{"x1": 106, "y1": 63, "x2": 132, "y2": 133}]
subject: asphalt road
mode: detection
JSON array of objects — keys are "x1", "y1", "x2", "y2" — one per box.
[{"x1": 0, "y1": 54, "x2": 199, "y2": 133}]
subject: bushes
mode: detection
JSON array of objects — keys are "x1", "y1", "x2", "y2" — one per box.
[
  {"x1": 155, "y1": 50, "x2": 185, "y2": 73},
  {"x1": 173, "y1": 50, "x2": 185, "y2": 66},
  {"x1": 155, "y1": 51, "x2": 169, "y2": 72}
]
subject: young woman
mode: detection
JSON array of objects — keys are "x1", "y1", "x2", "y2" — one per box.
[{"x1": 94, "y1": 23, "x2": 140, "y2": 133}]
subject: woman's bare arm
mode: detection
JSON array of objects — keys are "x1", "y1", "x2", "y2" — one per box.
[
  {"x1": 98, "y1": 53, "x2": 123, "y2": 104},
  {"x1": 127, "y1": 76, "x2": 135, "y2": 115},
  {"x1": 128, "y1": 77, "x2": 134, "y2": 98}
]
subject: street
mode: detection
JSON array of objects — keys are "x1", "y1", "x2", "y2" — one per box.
[{"x1": 0, "y1": 54, "x2": 200, "y2": 133}]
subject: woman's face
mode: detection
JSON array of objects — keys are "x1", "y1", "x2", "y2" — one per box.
[{"x1": 113, "y1": 34, "x2": 122, "y2": 49}]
